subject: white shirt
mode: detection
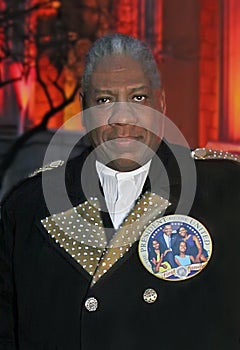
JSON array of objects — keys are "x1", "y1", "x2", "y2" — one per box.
[
  {"x1": 96, "y1": 160, "x2": 151, "y2": 229},
  {"x1": 163, "y1": 233, "x2": 171, "y2": 249}
]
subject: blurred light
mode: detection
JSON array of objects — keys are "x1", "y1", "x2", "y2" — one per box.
[{"x1": 51, "y1": 1, "x2": 61, "y2": 9}]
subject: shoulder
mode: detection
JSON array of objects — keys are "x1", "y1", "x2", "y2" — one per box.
[
  {"x1": 191, "y1": 235, "x2": 198, "y2": 241},
  {"x1": 28, "y1": 160, "x2": 65, "y2": 178},
  {"x1": 0, "y1": 164, "x2": 62, "y2": 219},
  {"x1": 160, "y1": 141, "x2": 240, "y2": 182},
  {"x1": 191, "y1": 147, "x2": 240, "y2": 162},
  {"x1": 1, "y1": 169, "x2": 43, "y2": 207},
  {"x1": 0, "y1": 172, "x2": 43, "y2": 224},
  {"x1": 191, "y1": 147, "x2": 240, "y2": 206},
  {"x1": 163, "y1": 141, "x2": 240, "y2": 167},
  {"x1": 1, "y1": 146, "x2": 91, "y2": 213},
  {"x1": 192, "y1": 147, "x2": 240, "y2": 179},
  {"x1": 0, "y1": 159, "x2": 67, "y2": 208},
  {"x1": 160, "y1": 142, "x2": 240, "y2": 202}
]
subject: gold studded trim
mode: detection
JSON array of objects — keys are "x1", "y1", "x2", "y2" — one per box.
[
  {"x1": 41, "y1": 198, "x2": 106, "y2": 276},
  {"x1": 41, "y1": 192, "x2": 170, "y2": 285},
  {"x1": 191, "y1": 148, "x2": 240, "y2": 162},
  {"x1": 91, "y1": 192, "x2": 170, "y2": 285},
  {"x1": 29, "y1": 160, "x2": 65, "y2": 177}
]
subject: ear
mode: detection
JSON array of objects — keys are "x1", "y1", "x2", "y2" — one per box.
[
  {"x1": 79, "y1": 89, "x2": 86, "y2": 108},
  {"x1": 160, "y1": 88, "x2": 166, "y2": 114},
  {"x1": 154, "y1": 88, "x2": 166, "y2": 114},
  {"x1": 79, "y1": 90, "x2": 87, "y2": 127}
]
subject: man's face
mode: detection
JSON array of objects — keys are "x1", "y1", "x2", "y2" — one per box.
[
  {"x1": 163, "y1": 225, "x2": 172, "y2": 236},
  {"x1": 84, "y1": 54, "x2": 165, "y2": 171}
]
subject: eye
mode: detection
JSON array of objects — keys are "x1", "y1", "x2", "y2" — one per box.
[
  {"x1": 132, "y1": 95, "x2": 147, "y2": 102},
  {"x1": 96, "y1": 97, "x2": 112, "y2": 105}
]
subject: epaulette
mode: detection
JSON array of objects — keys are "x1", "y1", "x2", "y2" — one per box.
[
  {"x1": 191, "y1": 148, "x2": 240, "y2": 163},
  {"x1": 28, "y1": 160, "x2": 65, "y2": 177},
  {"x1": 0, "y1": 160, "x2": 65, "y2": 205}
]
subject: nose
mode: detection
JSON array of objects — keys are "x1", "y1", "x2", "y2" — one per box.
[{"x1": 108, "y1": 102, "x2": 138, "y2": 125}]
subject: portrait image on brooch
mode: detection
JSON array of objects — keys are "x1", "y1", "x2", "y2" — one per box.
[{"x1": 141, "y1": 215, "x2": 212, "y2": 281}]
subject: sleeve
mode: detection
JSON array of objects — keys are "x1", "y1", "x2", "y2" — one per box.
[{"x1": 0, "y1": 202, "x2": 17, "y2": 349}]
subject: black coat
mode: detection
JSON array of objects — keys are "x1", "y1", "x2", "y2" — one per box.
[{"x1": 0, "y1": 141, "x2": 240, "y2": 350}]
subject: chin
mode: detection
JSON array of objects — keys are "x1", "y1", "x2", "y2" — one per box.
[{"x1": 106, "y1": 158, "x2": 142, "y2": 172}]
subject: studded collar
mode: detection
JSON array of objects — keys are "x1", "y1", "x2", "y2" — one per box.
[{"x1": 41, "y1": 193, "x2": 170, "y2": 286}]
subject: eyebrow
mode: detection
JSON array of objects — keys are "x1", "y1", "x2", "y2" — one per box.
[
  {"x1": 130, "y1": 85, "x2": 149, "y2": 93},
  {"x1": 93, "y1": 85, "x2": 149, "y2": 94},
  {"x1": 93, "y1": 88, "x2": 113, "y2": 95}
]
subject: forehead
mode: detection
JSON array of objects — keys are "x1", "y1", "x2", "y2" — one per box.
[{"x1": 90, "y1": 54, "x2": 150, "y2": 89}]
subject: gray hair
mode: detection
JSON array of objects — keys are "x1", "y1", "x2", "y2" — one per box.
[{"x1": 82, "y1": 33, "x2": 161, "y2": 95}]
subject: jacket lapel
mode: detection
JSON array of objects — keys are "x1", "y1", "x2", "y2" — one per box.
[
  {"x1": 41, "y1": 198, "x2": 106, "y2": 276},
  {"x1": 41, "y1": 192, "x2": 170, "y2": 285},
  {"x1": 91, "y1": 192, "x2": 170, "y2": 285}
]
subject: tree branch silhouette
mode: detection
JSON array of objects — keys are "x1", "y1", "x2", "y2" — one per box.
[{"x1": 0, "y1": 81, "x2": 80, "y2": 185}]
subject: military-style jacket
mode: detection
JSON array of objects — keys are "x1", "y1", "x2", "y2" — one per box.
[{"x1": 0, "y1": 141, "x2": 240, "y2": 350}]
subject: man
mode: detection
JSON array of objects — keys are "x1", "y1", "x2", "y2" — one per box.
[
  {"x1": 0, "y1": 33, "x2": 240, "y2": 349},
  {"x1": 158, "y1": 224, "x2": 180, "y2": 267}
]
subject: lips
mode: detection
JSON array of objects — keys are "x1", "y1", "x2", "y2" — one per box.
[
  {"x1": 113, "y1": 136, "x2": 138, "y2": 142},
  {"x1": 107, "y1": 137, "x2": 143, "y2": 148},
  {"x1": 109, "y1": 134, "x2": 142, "y2": 141}
]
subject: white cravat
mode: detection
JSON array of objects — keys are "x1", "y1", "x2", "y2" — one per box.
[{"x1": 96, "y1": 160, "x2": 151, "y2": 229}]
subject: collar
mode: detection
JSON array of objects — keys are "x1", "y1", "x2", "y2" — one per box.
[
  {"x1": 62, "y1": 139, "x2": 184, "y2": 210},
  {"x1": 96, "y1": 159, "x2": 151, "y2": 183},
  {"x1": 95, "y1": 160, "x2": 151, "y2": 229}
]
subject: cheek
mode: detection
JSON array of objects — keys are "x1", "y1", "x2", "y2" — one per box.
[
  {"x1": 89, "y1": 127, "x2": 109, "y2": 145},
  {"x1": 143, "y1": 117, "x2": 163, "y2": 138},
  {"x1": 146, "y1": 132, "x2": 161, "y2": 149}
]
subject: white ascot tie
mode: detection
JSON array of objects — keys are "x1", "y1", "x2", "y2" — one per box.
[{"x1": 96, "y1": 160, "x2": 151, "y2": 229}]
